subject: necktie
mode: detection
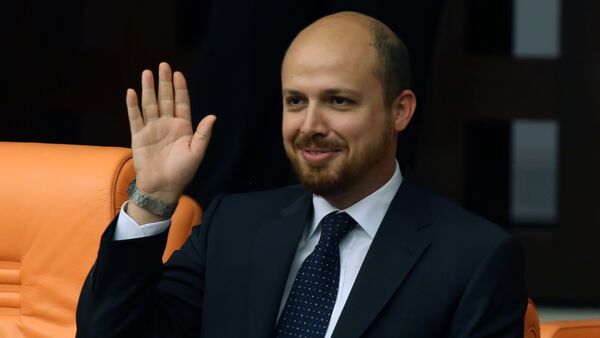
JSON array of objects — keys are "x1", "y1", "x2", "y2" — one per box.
[{"x1": 276, "y1": 211, "x2": 357, "y2": 338}]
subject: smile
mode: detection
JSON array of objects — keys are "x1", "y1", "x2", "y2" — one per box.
[{"x1": 300, "y1": 148, "x2": 340, "y2": 164}]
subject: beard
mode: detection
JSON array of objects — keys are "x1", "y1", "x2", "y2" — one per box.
[{"x1": 286, "y1": 129, "x2": 393, "y2": 197}]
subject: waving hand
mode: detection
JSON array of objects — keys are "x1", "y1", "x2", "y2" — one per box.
[{"x1": 126, "y1": 62, "x2": 216, "y2": 219}]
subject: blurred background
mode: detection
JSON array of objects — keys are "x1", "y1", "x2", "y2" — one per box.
[{"x1": 2, "y1": 0, "x2": 600, "y2": 319}]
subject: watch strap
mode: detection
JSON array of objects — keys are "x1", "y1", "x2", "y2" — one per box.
[{"x1": 127, "y1": 177, "x2": 178, "y2": 218}]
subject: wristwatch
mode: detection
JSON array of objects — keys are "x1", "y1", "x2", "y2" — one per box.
[{"x1": 127, "y1": 177, "x2": 178, "y2": 218}]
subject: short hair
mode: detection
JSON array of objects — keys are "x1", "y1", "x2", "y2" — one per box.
[{"x1": 370, "y1": 21, "x2": 411, "y2": 108}]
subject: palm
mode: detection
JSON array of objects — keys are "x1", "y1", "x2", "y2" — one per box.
[
  {"x1": 133, "y1": 117, "x2": 193, "y2": 186},
  {"x1": 126, "y1": 63, "x2": 216, "y2": 202}
]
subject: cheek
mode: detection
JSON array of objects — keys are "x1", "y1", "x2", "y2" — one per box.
[
  {"x1": 282, "y1": 114, "x2": 301, "y2": 144},
  {"x1": 335, "y1": 120, "x2": 366, "y2": 143},
  {"x1": 340, "y1": 117, "x2": 386, "y2": 150}
]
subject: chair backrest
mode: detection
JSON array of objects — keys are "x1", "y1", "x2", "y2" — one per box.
[{"x1": 0, "y1": 142, "x2": 201, "y2": 338}]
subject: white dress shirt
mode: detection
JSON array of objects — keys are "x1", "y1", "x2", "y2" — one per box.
[
  {"x1": 114, "y1": 162, "x2": 402, "y2": 338},
  {"x1": 113, "y1": 202, "x2": 172, "y2": 240},
  {"x1": 277, "y1": 163, "x2": 401, "y2": 337}
]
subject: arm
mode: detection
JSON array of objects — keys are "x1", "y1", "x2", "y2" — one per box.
[
  {"x1": 76, "y1": 194, "x2": 224, "y2": 338},
  {"x1": 76, "y1": 63, "x2": 216, "y2": 337},
  {"x1": 125, "y1": 62, "x2": 215, "y2": 225},
  {"x1": 449, "y1": 236, "x2": 528, "y2": 338},
  {"x1": 113, "y1": 202, "x2": 171, "y2": 240}
]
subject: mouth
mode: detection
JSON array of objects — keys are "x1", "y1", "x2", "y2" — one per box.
[{"x1": 300, "y1": 147, "x2": 341, "y2": 164}]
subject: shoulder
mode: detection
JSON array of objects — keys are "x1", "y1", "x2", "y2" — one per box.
[
  {"x1": 400, "y1": 181, "x2": 524, "y2": 286},
  {"x1": 429, "y1": 190, "x2": 509, "y2": 240},
  {"x1": 403, "y1": 180, "x2": 515, "y2": 256}
]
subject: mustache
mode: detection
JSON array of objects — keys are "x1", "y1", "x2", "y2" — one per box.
[{"x1": 293, "y1": 135, "x2": 346, "y2": 149}]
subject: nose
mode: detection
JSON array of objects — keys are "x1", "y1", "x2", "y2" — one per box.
[{"x1": 300, "y1": 102, "x2": 329, "y2": 136}]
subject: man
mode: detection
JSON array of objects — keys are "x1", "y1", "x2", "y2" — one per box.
[
  {"x1": 76, "y1": 11, "x2": 526, "y2": 338},
  {"x1": 186, "y1": 1, "x2": 445, "y2": 206}
]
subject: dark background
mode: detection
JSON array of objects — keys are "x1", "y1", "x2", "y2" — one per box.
[
  {"x1": 0, "y1": 0, "x2": 444, "y2": 206},
  {"x1": 3, "y1": 0, "x2": 600, "y2": 304}
]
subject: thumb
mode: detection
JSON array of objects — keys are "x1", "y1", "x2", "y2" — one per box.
[{"x1": 191, "y1": 114, "x2": 217, "y2": 159}]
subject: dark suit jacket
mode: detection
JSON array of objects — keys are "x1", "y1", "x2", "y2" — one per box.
[{"x1": 76, "y1": 180, "x2": 527, "y2": 337}]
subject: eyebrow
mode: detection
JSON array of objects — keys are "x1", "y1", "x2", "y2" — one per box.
[
  {"x1": 282, "y1": 89, "x2": 304, "y2": 96},
  {"x1": 282, "y1": 88, "x2": 360, "y2": 96},
  {"x1": 322, "y1": 88, "x2": 360, "y2": 97}
]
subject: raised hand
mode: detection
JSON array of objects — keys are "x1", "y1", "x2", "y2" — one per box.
[{"x1": 126, "y1": 62, "x2": 216, "y2": 210}]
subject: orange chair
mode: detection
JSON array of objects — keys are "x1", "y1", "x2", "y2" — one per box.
[
  {"x1": 526, "y1": 299, "x2": 541, "y2": 338},
  {"x1": 0, "y1": 142, "x2": 201, "y2": 338},
  {"x1": 540, "y1": 319, "x2": 600, "y2": 338},
  {"x1": 524, "y1": 298, "x2": 600, "y2": 338}
]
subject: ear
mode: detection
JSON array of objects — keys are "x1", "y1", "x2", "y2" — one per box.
[{"x1": 390, "y1": 89, "x2": 416, "y2": 132}]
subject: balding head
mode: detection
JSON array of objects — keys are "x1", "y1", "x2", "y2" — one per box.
[
  {"x1": 283, "y1": 11, "x2": 410, "y2": 108},
  {"x1": 281, "y1": 12, "x2": 417, "y2": 206}
]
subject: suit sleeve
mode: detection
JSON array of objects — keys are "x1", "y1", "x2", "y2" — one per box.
[
  {"x1": 76, "y1": 194, "x2": 225, "y2": 338},
  {"x1": 448, "y1": 236, "x2": 528, "y2": 338}
]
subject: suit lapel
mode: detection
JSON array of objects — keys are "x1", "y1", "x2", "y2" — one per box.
[
  {"x1": 332, "y1": 180, "x2": 433, "y2": 338},
  {"x1": 247, "y1": 192, "x2": 312, "y2": 338}
]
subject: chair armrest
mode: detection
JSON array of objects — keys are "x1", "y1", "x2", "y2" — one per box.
[{"x1": 525, "y1": 298, "x2": 541, "y2": 338}]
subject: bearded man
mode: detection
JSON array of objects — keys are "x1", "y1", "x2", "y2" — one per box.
[{"x1": 76, "y1": 11, "x2": 526, "y2": 338}]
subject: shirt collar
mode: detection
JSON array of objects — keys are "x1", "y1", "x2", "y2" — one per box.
[{"x1": 309, "y1": 161, "x2": 403, "y2": 239}]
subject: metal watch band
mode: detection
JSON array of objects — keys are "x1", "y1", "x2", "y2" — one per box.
[{"x1": 127, "y1": 177, "x2": 178, "y2": 218}]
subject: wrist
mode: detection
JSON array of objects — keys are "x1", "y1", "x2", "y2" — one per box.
[
  {"x1": 125, "y1": 201, "x2": 170, "y2": 224},
  {"x1": 127, "y1": 177, "x2": 179, "y2": 218},
  {"x1": 133, "y1": 175, "x2": 183, "y2": 204}
]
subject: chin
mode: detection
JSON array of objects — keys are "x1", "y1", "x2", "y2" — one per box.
[{"x1": 293, "y1": 161, "x2": 349, "y2": 196}]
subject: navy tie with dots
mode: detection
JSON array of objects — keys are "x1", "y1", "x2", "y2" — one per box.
[{"x1": 276, "y1": 211, "x2": 357, "y2": 338}]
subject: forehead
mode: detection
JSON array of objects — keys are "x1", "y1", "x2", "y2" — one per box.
[{"x1": 281, "y1": 31, "x2": 380, "y2": 93}]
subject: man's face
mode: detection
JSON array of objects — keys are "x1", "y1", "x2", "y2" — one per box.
[{"x1": 281, "y1": 26, "x2": 396, "y2": 199}]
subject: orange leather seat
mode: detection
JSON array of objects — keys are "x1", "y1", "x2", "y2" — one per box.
[
  {"x1": 526, "y1": 298, "x2": 541, "y2": 338},
  {"x1": 523, "y1": 298, "x2": 600, "y2": 338},
  {"x1": 540, "y1": 319, "x2": 600, "y2": 338},
  {"x1": 0, "y1": 142, "x2": 201, "y2": 338}
]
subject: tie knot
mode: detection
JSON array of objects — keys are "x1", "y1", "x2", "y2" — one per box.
[{"x1": 318, "y1": 211, "x2": 357, "y2": 245}]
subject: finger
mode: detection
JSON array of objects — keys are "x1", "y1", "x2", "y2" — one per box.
[
  {"x1": 141, "y1": 69, "x2": 159, "y2": 121},
  {"x1": 191, "y1": 115, "x2": 217, "y2": 159},
  {"x1": 173, "y1": 71, "x2": 191, "y2": 122},
  {"x1": 126, "y1": 88, "x2": 144, "y2": 135},
  {"x1": 158, "y1": 62, "x2": 175, "y2": 118}
]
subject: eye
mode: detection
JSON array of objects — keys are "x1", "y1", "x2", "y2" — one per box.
[
  {"x1": 286, "y1": 96, "x2": 305, "y2": 106},
  {"x1": 329, "y1": 96, "x2": 353, "y2": 106}
]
